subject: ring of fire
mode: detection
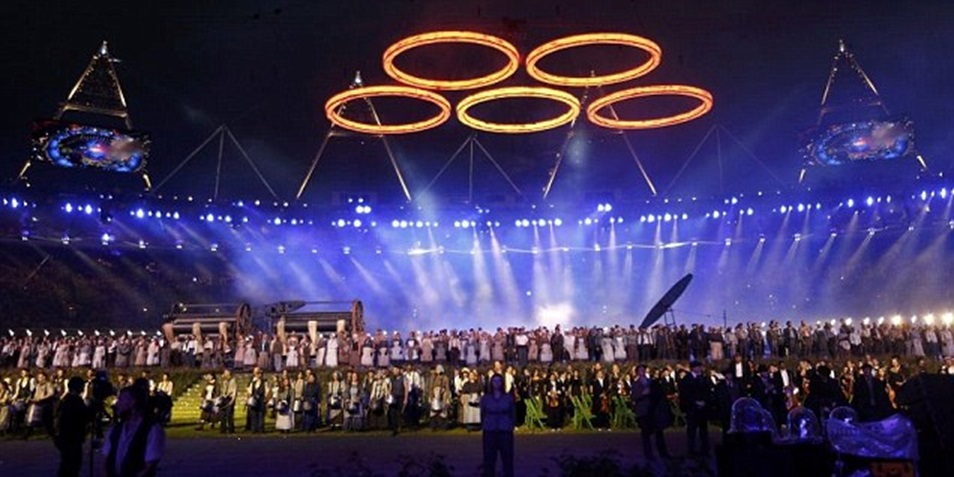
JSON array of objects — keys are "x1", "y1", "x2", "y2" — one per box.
[
  {"x1": 383, "y1": 31, "x2": 520, "y2": 91},
  {"x1": 526, "y1": 33, "x2": 663, "y2": 87},
  {"x1": 456, "y1": 86, "x2": 581, "y2": 134},
  {"x1": 586, "y1": 85, "x2": 713, "y2": 130},
  {"x1": 325, "y1": 85, "x2": 452, "y2": 135}
]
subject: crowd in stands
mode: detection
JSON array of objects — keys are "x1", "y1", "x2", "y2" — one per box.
[{"x1": 3, "y1": 320, "x2": 954, "y2": 448}]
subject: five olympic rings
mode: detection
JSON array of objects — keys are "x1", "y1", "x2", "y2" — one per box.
[{"x1": 325, "y1": 31, "x2": 713, "y2": 135}]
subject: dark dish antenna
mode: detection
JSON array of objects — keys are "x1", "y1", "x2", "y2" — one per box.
[{"x1": 639, "y1": 273, "x2": 693, "y2": 329}]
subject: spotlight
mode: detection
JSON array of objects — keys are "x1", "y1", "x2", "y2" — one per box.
[
  {"x1": 400, "y1": 220, "x2": 408, "y2": 228},
  {"x1": 138, "y1": 239, "x2": 146, "y2": 249},
  {"x1": 746, "y1": 208, "x2": 754, "y2": 216},
  {"x1": 342, "y1": 246, "x2": 351, "y2": 255},
  {"x1": 724, "y1": 238, "x2": 731, "y2": 246},
  {"x1": 278, "y1": 245, "x2": 285, "y2": 254},
  {"x1": 537, "y1": 219, "x2": 547, "y2": 227},
  {"x1": 415, "y1": 221, "x2": 424, "y2": 228},
  {"x1": 520, "y1": 219, "x2": 530, "y2": 227},
  {"x1": 712, "y1": 210, "x2": 721, "y2": 219},
  {"x1": 101, "y1": 233, "x2": 112, "y2": 245},
  {"x1": 920, "y1": 190, "x2": 928, "y2": 201},
  {"x1": 584, "y1": 218, "x2": 593, "y2": 225},
  {"x1": 663, "y1": 213, "x2": 672, "y2": 222},
  {"x1": 210, "y1": 243, "x2": 218, "y2": 252},
  {"x1": 61, "y1": 235, "x2": 70, "y2": 245},
  {"x1": 640, "y1": 216, "x2": 646, "y2": 223},
  {"x1": 455, "y1": 221, "x2": 462, "y2": 228},
  {"x1": 176, "y1": 243, "x2": 184, "y2": 250},
  {"x1": 336, "y1": 219, "x2": 346, "y2": 228},
  {"x1": 925, "y1": 314, "x2": 936, "y2": 325},
  {"x1": 554, "y1": 218, "x2": 563, "y2": 226},
  {"x1": 135, "y1": 208, "x2": 145, "y2": 219},
  {"x1": 173, "y1": 212, "x2": 180, "y2": 220},
  {"x1": 225, "y1": 215, "x2": 233, "y2": 223},
  {"x1": 647, "y1": 215, "x2": 655, "y2": 223},
  {"x1": 354, "y1": 219, "x2": 363, "y2": 228},
  {"x1": 866, "y1": 196, "x2": 874, "y2": 207},
  {"x1": 84, "y1": 205, "x2": 93, "y2": 215},
  {"x1": 779, "y1": 206, "x2": 787, "y2": 214},
  {"x1": 890, "y1": 315, "x2": 901, "y2": 325},
  {"x1": 64, "y1": 203, "x2": 73, "y2": 213},
  {"x1": 245, "y1": 245, "x2": 252, "y2": 252},
  {"x1": 846, "y1": 199, "x2": 854, "y2": 208},
  {"x1": 392, "y1": 220, "x2": 400, "y2": 228},
  {"x1": 680, "y1": 214, "x2": 687, "y2": 221},
  {"x1": 943, "y1": 313, "x2": 954, "y2": 325},
  {"x1": 273, "y1": 218, "x2": 282, "y2": 226}
]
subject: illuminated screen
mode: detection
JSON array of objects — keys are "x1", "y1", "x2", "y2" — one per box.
[
  {"x1": 803, "y1": 118, "x2": 915, "y2": 166},
  {"x1": 31, "y1": 120, "x2": 150, "y2": 173}
]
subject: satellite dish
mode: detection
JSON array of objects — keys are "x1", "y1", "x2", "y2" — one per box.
[{"x1": 639, "y1": 273, "x2": 693, "y2": 329}]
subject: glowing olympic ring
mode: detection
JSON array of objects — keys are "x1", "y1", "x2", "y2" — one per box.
[
  {"x1": 456, "y1": 86, "x2": 581, "y2": 134},
  {"x1": 526, "y1": 33, "x2": 663, "y2": 87},
  {"x1": 324, "y1": 86, "x2": 451, "y2": 135},
  {"x1": 383, "y1": 31, "x2": 520, "y2": 90},
  {"x1": 586, "y1": 85, "x2": 713, "y2": 130}
]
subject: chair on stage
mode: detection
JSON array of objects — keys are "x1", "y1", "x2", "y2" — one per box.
[
  {"x1": 523, "y1": 397, "x2": 546, "y2": 431},
  {"x1": 611, "y1": 395, "x2": 637, "y2": 429},
  {"x1": 570, "y1": 395, "x2": 594, "y2": 430}
]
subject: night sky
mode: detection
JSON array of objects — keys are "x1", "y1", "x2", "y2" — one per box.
[{"x1": 2, "y1": 0, "x2": 952, "y2": 204}]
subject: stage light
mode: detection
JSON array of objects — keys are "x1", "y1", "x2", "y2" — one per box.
[
  {"x1": 724, "y1": 238, "x2": 732, "y2": 246},
  {"x1": 663, "y1": 213, "x2": 672, "y2": 222},
  {"x1": 712, "y1": 210, "x2": 721, "y2": 219},
  {"x1": 746, "y1": 208, "x2": 754, "y2": 216},
  {"x1": 173, "y1": 212, "x2": 180, "y2": 220},
  {"x1": 759, "y1": 236, "x2": 766, "y2": 243},
  {"x1": 920, "y1": 190, "x2": 928, "y2": 201},
  {"x1": 885, "y1": 196, "x2": 892, "y2": 204},
  {"x1": 943, "y1": 313, "x2": 953, "y2": 325},
  {"x1": 392, "y1": 220, "x2": 400, "y2": 228},
  {"x1": 830, "y1": 232, "x2": 837, "y2": 238},
  {"x1": 455, "y1": 221, "x2": 462, "y2": 228},
  {"x1": 584, "y1": 218, "x2": 593, "y2": 226},
  {"x1": 64, "y1": 203, "x2": 73, "y2": 213},
  {"x1": 911, "y1": 315, "x2": 918, "y2": 324},
  {"x1": 210, "y1": 244, "x2": 218, "y2": 252},
  {"x1": 846, "y1": 199, "x2": 854, "y2": 208},
  {"x1": 604, "y1": 203, "x2": 613, "y2": 212},
  {"x1": 866, "y1": 196, "x2": 874, "y2": 207},
  {"x1": 224, "y1": 215, "x2": 233, "y2": 223},
  {"x1": 554, "y1": 218, "x2": 563, "y2": 226},
  {"x1": 138, "y1": 240, "x2": 146, "y2": 249},
  {"x1": 647, "y1": 215, "x2": 655, "y2": 223},
  {"x1": 537, "y1": 219, "x2": 547, "y2": 227},
  {"x1": 796, "y1": 204, "x2": 804, "y2": 213},
  {"x1": 521, "y1": 219, "x2": 530, "y2": 227},
  {"x1": 862, "y1": 317, "x2": 870, "y2": 325},
  {"x1": 10, "y1": 198, "x2": 18, "y2": 209},
  {"x1": 597, "y1": 204, "x2": 605, "y2": 212},
  {"x1": 176, "y1": 243, "x2": 184, "y2": 250},
  {"x1": 353, "y1": 219, "x2": 363, "y2": 228},
  {"x1": 925, "y1": 314, "x2": 936, "y2": 325},
  {"x1": 61, "y1": 235, "x2": 70, "y2": 245},
  {"x1": 342, "y1": 246, "x2": 351, "y2": 255},
  {"x1": 278, "y1": 245, "x2": 285, "y2": 254},
  {"x1": 845, "y1": 318, "x2": 853, "y2": 326},
  {"x1": 84, "y1": 205, "x2": 93, "y2": 215},
  {"x1": 204, "y1": 213, "x2": 214, "y2": 222},
  {"x1": 890, "y1": 315, "x2": 901, "y2": 325},
  {"x1": 941, "y1": 189, "x2": 948, "y2": 199},
  {"x1": 609, "y1": 217, "x2": 616, "y2": 224},
  {"x1": 101, "y1": 233, "x2": 112, "y2": 244},
  {"x1": 400, "y1": 220, "x2": 408, "y2": 228},
  {"x1": 794, "y1": 233, "x2": 801, "y2": 242},
  {"x1": 336, "y1": 219, "x2": 346, "y2": 228}
]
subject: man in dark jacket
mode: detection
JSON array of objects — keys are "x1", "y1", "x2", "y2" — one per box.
[
  {"x1": 55, "y1": 377, "x2": 90, "y2": 477},
  {"x1": 679, "y1": 361, "x2": 712, "y2": 455},
  {"x1": 631, "y1": 365, "x2": 671, "y2": 459},
  {"x1": 851, "y1": 363, "x2": 893, "y2": 422}
]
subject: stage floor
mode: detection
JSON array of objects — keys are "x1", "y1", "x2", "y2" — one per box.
[{"x1": 1, "y1": 428, "x2": 716, "y2": 476}]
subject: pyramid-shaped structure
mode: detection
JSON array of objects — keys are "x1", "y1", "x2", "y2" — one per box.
[{"x1": 56, "y1": 41, "x2": 131, "y2": 127}]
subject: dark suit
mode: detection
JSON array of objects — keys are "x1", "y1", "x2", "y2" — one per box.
[
  {"x1": 851, "y1": 375, "x2": 893, "y2": 422},
  {"x1": 678, "y1": 372, "x2": 711, "y2": 454}
]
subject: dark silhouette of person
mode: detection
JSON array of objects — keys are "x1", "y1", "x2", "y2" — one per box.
[
  {"x1": 679, "y1": 360, "x2": 712, "y2": 455},
  {"x1": 851, "y1": 363, "x2": 893, "y2": 421},
  {"x1": 481, "y1": 373, "x2": 515, "y2": 477},
  {"x1": 54, "y1": 377, "x2": 90, "y2": 477}
]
